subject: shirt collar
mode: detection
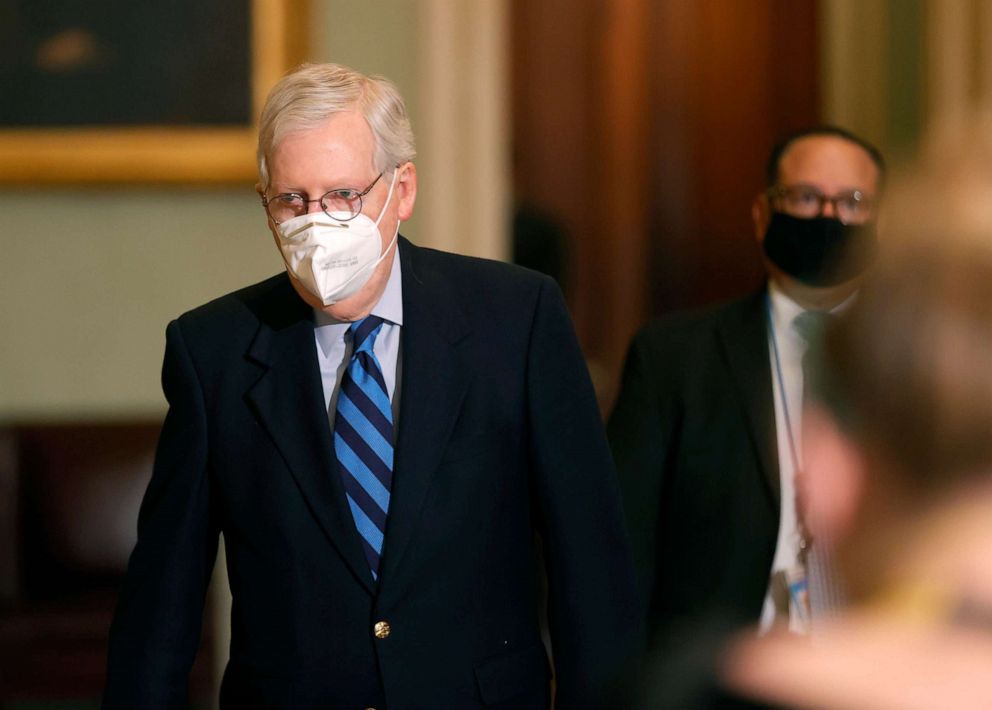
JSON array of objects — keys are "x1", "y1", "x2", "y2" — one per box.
[
  {"x1": 768, "y1": 279, "x2": 806, "y2": 347},
  {"x1": 371, "y1": 242, "x2": 404, "y2": 327},
  {"x1": 768, "y1": 279, "x2": 856, "y2": 347}
]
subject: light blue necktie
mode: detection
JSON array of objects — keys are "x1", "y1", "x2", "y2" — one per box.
[{"x1": 333, "y1": 316, "x2": 393, "y2": 580}]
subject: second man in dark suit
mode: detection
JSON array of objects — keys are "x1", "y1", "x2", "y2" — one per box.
[{"x1": 609, "y1": 126, "x2": 884, "y2": 645}]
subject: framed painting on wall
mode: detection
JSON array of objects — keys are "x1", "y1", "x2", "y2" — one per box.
[{"x1": 0, "y1": 0, "x2": 307, "y2": 184}]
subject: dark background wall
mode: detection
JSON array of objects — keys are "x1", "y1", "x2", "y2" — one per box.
[{"x1": 513, "y1": 0, "x2": 819, "y2": 408}]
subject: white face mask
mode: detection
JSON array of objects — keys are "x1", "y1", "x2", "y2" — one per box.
[{"x1": 274, "y1": 170, "x2": 399, "y2": 305}]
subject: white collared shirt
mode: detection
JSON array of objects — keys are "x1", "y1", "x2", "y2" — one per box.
[
  {"x1": 759, "y1": 281, "x2": 853, "y2": 633},
  {"x1": 313, "y1": 246, "x2": 403, "y2": 429},
  {"x1": 759, "y1": 281, "x2": 806, "y2": 633}
]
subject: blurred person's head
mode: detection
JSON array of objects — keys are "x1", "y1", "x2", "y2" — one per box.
[
  {"x1": 753, "y1": 126, "x2": 885, "y2": 311},
  {"x1": 801, "y1": 138, "x2": 992, "y2": 600},
  {"x1": 255, "y1": 63, "x2": 418, "y2": 321}
]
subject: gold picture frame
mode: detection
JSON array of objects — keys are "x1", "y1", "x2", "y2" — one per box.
[{"x1": 0, "y1": 0, "x2": 307, "y2": 184}]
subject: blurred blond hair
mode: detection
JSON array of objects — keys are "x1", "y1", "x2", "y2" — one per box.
[{"x1": 819, "y1": 122, "x2": 992, "y2": 497}]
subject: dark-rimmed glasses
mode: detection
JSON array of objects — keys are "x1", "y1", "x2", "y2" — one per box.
[{"x1": 768, "y1": 184, "x2": 875, "y2": 225}]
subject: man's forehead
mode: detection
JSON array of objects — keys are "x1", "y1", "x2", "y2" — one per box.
[
  {"x1": 281, "y1": 112, "x2": 373, "y2": 153},
  {"x1": 269, "y1": 111, "x2": 378, "y2": 186},
  {"x1": 778, "y1": 135, "x2": 880, "y2": 192}
]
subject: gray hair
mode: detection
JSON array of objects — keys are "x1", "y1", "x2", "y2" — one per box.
[{"x1": 257, "y1": 63, "x2": 416, "y2": 188}]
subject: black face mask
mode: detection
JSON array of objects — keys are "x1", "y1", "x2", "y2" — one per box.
[{"x1": 762, "y1": 212, "x2": 877, "y2": 287}]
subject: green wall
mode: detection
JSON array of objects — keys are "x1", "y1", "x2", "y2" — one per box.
[
  {"x1": 820, "y1": 0, "x2": 926, "y2": 165},
  {"x1": 0, "y1": 1, "x2": 421, "y2": 420}
]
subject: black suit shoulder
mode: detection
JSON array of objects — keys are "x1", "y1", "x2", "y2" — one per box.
[
  {"x1": 405, "y1": 241, "x2": 556, "y2": 307},
  {"x1": 612, "y1": 292, "x2": 763, "y2": 408},
  {"x1": 399, "y1": 240, "x2": 568, "y2": 356},
  {"x1": 175, "y1": 272, "x2": 301, "y2": 335},
  {"x1": 630, "y1": 290, "x2": 766, "y2": 366},
  {"x1": 158, "y1": 273, "x2": 303, "y2": 392},
  {"x1": 173, "y1": 240, "x2": 558, "y2": 339}
]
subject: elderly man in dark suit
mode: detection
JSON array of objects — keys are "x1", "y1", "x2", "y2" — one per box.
[
  {"x1": 609, "y1": 126, "x2": 884, "y2": 648},
  {"x1": 103, "y1": 62, "x2": 639, "y2": 710}
]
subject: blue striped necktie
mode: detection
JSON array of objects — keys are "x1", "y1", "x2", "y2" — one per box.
[{"x1": 333, "y1": 315, "x2": 393, "y2": 580}]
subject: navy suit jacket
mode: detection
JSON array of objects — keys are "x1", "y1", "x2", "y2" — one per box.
[{"x1": 104, "y1": 237, "x2": 640, "y2": 709}]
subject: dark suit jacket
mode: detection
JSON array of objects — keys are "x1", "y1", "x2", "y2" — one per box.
[
  {"x1": 104, "y1": 237, "x2": 640, "y2": 709},
  {"x1": 607, "y1": 288, "x2": 780, "y2": 640}
]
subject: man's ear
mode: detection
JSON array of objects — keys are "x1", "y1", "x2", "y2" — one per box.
[
  {"x1": 396, "y1": 162, "x2": 418, "y2": 221},
  {"x1": 752, "y1": 193, "x2": 770, "y2": 244}
]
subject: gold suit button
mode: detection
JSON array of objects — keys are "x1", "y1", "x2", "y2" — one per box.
[{"x1": 373, "y1": 620, "x2": 391, "y2": 639}]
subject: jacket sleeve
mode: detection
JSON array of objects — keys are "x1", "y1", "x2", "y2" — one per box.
[
  {"x1": 103, "y1": 319, "x2": 220, "y2": 709},
  {"x1": 525, "y1": 277, "x2": 644, "y2": 708},
  {"x1": 606, "y1": 326, "x2": 674, "y2": 624}
]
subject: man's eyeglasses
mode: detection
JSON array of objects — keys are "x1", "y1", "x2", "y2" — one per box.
[
  {"x1": 768, "y1": 184, "x2": 875, "y2": 225},
  {"x1": 262, "y1": 172, "x2": 384, "y2": 224}
]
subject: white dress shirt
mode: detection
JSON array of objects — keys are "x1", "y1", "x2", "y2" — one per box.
[
  {"x1": 759, "y1": 281, "x2": 807, "y2": 632},
  {"x1": 760, "y1": 280, "x2": 852, "y2": 632}
]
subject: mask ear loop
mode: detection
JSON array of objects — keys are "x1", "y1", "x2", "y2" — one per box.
[
  {"x1": 371, "y1": 165, "x2": 402, "y2": 265},
  {"x1": 373, "y1": 166, "x2": 401, "y2": 261},
  {"x1": 373, "y1": 168, "x2": 400, "y2": 228}
]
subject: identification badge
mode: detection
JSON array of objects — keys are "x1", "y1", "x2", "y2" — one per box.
[{"x1": 785, "y1": 565, "x2": 811, "y2": 633}]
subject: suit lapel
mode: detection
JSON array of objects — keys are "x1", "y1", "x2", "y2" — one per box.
[
  {"x1": 378, "y1": 240, "x2": 471, "y2": 595},
  {"x1": 245, "y1": 280, "x2": 376, "y2": 594},
  {"x1": 716, "y1": 286, "x2": 780, "y2": 507}
]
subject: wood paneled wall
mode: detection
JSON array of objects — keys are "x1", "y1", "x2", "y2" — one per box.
[{"x1": 513, "y1": 0, "x2": 819, "y2": 409}]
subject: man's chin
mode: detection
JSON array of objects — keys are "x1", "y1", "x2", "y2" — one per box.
[
  {"x1": 286, "y1": 274, "x2": 384, "y2": 323},
  {"x1": 768, "y1": 266, "x2": 862, "y2": 310},
  {"x1": 321, "y1": 298, "x2": 373, "y2": 322},
  {"x1": 282, "y1": 243, "x2": 396, "y2": 321},
  {"x1": 285, "y1": 272, "x2": 327, "y2": 311}
]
